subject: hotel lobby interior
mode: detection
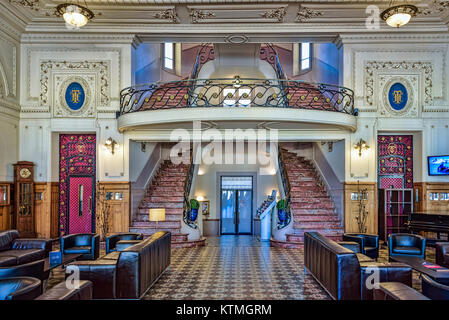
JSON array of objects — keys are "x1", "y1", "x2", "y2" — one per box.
[{"x1": 1, "y1": 0, "x2": 449, "y2": 305}]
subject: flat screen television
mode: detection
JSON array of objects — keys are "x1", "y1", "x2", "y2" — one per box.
[{"x1": 428, "y1": 155, "x2": 449, "y2": 176}]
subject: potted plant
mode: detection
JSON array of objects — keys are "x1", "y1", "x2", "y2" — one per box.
[
  {"x1": 277, "y1": 199, "x2": 288, "y2": 223},
  {"x1": 189, "y1": 199, "x2": 200, "y2": 223}
]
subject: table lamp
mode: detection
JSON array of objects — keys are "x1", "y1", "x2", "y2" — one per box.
[{"x1": 149, "y1": 208, "x2": 165, "y2": 227}]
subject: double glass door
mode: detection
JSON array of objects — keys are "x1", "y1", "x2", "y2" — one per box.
[{"x1": 221, "y1": 177, "x2": 253, "y2": 235}]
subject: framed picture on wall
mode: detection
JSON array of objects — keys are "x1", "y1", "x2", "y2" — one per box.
[{"x1": 201, "y1": 201, "x2": 210, "y2": 215}]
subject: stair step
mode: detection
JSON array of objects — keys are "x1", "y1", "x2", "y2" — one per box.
[
  {"x1": 144, "y1": 196, "x2": 184, "y2": 202},
  {"x1": 294, "y1": 221, "x2": 342, "y2": 229},
  {"x1": 290, "y1": 197, "x2": 331, "y2": 203},
  {"x1": 286, "y1": 234, "x2": 342, "y2": 243},
  {"x1": 293, "y1": 208, "x2": 336, "y2": 215},
  {"x1": 137, "y1": 208, "x2": 183, "y2": 215},
  {"x1": 293, "y1": 214, "x2": 340, "y2": 222},
  {"x1": 151, "y1": 181, "x2": 184, "y2": 187},
  {"x1": 140, "y1": 202, "x2": 184, "y2": 209},
  {"x1": 291, "y1": 202, "x2": 334, "y2": 209},
  {"x1": 131, "y1": 220, "x2": 181, "y2": 228},
  {"x1": 135, "y1": 213, "x2": 182, "y2": 221},
  {"x1": 290, "y1": 228, "x2": 344, "y2": 236}
]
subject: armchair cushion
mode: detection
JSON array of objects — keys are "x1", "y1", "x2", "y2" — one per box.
[
  {"x1": 392, "y1": 246, "x2": 422, "y2": 255},
  {"x1": 106, "y1": 233, "x2": 143, "y2": 254},
  {"x1": 0, "y1": 249, "x2": 45, "y2": 265},
  {"x1": 0, "y1": 277, "x2": 42, "y2": 300},
  {"x1": 64, "y1": 246, "x2": 92, "y2": 254},
  {"x1": 343, "y1": 233, "x2": 379, "y2": 259}
]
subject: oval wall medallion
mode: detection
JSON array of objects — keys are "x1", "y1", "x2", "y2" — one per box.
[
  {"x1": 388, "y1": 82, "x2": 408, "y2": 111},
  {"x1": 65, "y1": 82, "x2": 85, "y2": 111},
  {"x1": 382, "y1": 77, "x2": 414, "y2": 116}
]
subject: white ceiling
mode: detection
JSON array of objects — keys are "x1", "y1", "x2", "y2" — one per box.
[{"x1": 3, "y1": 0, "x2": 449, "y2": 41}]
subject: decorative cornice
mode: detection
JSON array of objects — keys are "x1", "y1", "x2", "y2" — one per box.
[
  {"x1": 260, "y1": 8, "x2": 286, "y2": 23},
  {"x1": 153, "y1": 9, "x2": 179, "y2": 24},
  {"x1": 189, "y1": 9, "x2": 215, "y2": 24},
  {"x1": 419, "y1": 0, "x2": 449, "y2": 15},
  {"x1": 8, "y1": 0, "x2": 40, "y2": 11},
  {"x1": 295, "y1": 6, "x2": 323, "y2": 23}
]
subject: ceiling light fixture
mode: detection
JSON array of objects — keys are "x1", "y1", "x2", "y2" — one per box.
[
  {"x1": 380, "y1": 3, "x2": 418, "y2": 28},
  {"x1": 56, "y1": 3, "x2": 94, "y2": 28}
]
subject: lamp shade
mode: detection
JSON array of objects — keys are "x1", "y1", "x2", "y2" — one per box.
[{"x1": 149, "y1": 208, "x2": 165, "y2": 222}]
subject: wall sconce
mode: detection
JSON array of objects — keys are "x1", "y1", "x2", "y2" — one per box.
[
  {"x1": 104, "y1": 137, "x2": 118, "y2": 155},
  {"x1": 354, "y1": 138, "x2": 370, "y2": 157},
  {"x1": 196, "y1": 195, "x2": 205, "y2": 201}
]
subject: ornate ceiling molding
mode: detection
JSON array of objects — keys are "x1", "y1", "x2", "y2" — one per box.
[
  {"x1": 419, "y1": 0, "x2": 449, "y2": 15},
  {"x1": 224, "y1": 34, "x2": 249, "y2": 44},
  {"x1": 153, "y1": 8, "x2": 179, "y2": 24},
  {"x1": 296, "y1": 6, "x2": 323, "y2": 23},
  {"x1": 260, "y1": 8, "x2": 286, "y2": 23},
  {"x1": 8, "y1": 0, "x2": 40, "y2": 11},
  {"x1": 189, "y1": 9, "x2": 215, "y2": 24}
]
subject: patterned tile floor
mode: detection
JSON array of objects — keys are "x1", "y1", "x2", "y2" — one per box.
[{"x1": 47, "y1": 236, "x2": 436, "y2": 300}]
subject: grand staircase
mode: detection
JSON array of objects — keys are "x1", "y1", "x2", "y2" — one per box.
[
  {"x1": 130, "y1": 159, "x2": 206, "y2": 248},
  {"x1": 271, "y1": 148, "x2": 344, "y2": 248}
]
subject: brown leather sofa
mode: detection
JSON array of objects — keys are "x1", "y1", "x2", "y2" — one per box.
[
  {"x1": 65, "y1": 231, "x2": 171, "y2": 299},
  {"x1": 304, "y1": 232, "x2": 412, "y2": 300},
  {"x1": 0, "y1": 230, "x2": 51, "y2": 267},
  {"x1": 436, "y1": 242, "x2": 449, "y2": 268}
]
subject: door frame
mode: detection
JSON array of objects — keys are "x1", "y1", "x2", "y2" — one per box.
[{"x1": 217, "y1": 172, "x2": 257, "y2": 236}]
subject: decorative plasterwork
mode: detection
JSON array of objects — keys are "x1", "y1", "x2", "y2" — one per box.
[
  {"x1": 189, "y1": 9, "x2": 215, "y2": 24},
  {"x1": 8, "y1": 0, "x2": 40, "y2": 11},
  {"x1": 185, "y1": 5, "x2": 289, "y2": 24},
  {"x1": 419, "y1": 0, "x2": 449, "y2": 15},
  {"x1": 55, "y1": 76, "x2": 94, "y2": 118},
  {"x1": 153, "y1": 9, "x2": 179, "y2": 23},
  {"x1": 380, "y1": 76, "x2": 417, "y2": 118},
  {"x1": 224, "y1": 34, "x2": 249, "y2": 44},
  {"x1": 364, "y1": 61, "x2": 433, "y2": 108},
  {"x1": 260, "y1": 8, "x2": 286, "y2": 23},
  {"x1": 296, "y1": 6, "x2": 323, "y2": 22}
]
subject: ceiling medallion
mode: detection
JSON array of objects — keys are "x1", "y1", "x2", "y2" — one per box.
[
  {"x1": 380, "y1": 4, "x2": 418, "y2": 28},
  {"x1": 8, "y1": 0, "x2": 40, "y2": 11},
  {"x1": 56, "y1": 3, "x2": 95, "y2": 28},
  {"x1": 260, "y1": 8, "x2": 287, "y2": 22},
  {"x1": 296, "y1": 5, "x2": 323, "y2": 22}
]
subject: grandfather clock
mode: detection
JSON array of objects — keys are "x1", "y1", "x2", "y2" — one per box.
[{"x1": 13, "y1": 161, "x2": 36, "y2": 237}]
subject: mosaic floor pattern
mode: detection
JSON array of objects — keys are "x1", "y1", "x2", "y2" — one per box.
[
  {"x1": 144, "y1": 236, "x2": 329, "y2": 300},
  {"x1": 46, "y1": 236, "x2": 436, "y2": 300}
]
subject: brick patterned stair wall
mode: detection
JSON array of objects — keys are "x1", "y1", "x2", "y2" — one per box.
[
  {"x1": 130, "y1": 159, "x2": 205, "y2": 248},
  {"x1": 271, "y1": 148, "x2": 344, "y2": 248}
]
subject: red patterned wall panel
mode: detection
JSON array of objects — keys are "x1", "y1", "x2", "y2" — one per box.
[
  {"x1": 59, "y1": 134, "x2": 96, "y2": 236},
  {"x1": 378, "y1": 135, "x2": 413, "y2": 189}
]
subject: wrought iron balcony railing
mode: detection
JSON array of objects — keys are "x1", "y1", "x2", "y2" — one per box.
[{"x1": 119, "y1": 78, "x2": 355, "y2": 116}]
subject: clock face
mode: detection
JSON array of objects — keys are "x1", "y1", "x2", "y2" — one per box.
[{"x1": 19, "y1": 168, "x2": 31, "y2": 179}]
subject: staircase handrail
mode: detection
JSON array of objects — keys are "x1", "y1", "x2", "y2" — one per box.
[
  {"x1": 183, "y1": 145, "x2": 197, "y2": 229},
  {"x1": 277, "y1": 145, "x2": 292, "y2": 229}
]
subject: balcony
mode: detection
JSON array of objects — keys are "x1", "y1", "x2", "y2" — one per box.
[{"x1": 118, "y1": 77, "x2": 356, "y2": 133}]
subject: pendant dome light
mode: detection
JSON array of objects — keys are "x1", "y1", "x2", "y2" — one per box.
[
  {"x1": 380, "y1": 1, "x2": 418, "y2": 28},
  {"x1": 56, "y1": 2, "x2": 94, "y2": 28}
]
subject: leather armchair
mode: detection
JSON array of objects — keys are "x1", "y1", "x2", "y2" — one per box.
[
  {"x1": 0, "y1": 277, "x2": 42, "y2": 300},
  {"x1": 105, "y1": 233, "x2": 143, "y2": 254},
  {"x1": 388, "y1": 233, "x2": 426, "y2": 260},
  {"x1": 343, "y1": 233, "x2": 379, "y2": 260},
  {"x1": 435, "y1": 242, "x2": 449, "y2": 268},
  {"x1": 421, "y1": 274, "x2": 449, "y2": 300},
  {"x1": 61, "y1": 233, "x2": 99, "y2": 260},
  {"x1": 0, "y1": 260, "x2": 45, "y2": 281}
]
